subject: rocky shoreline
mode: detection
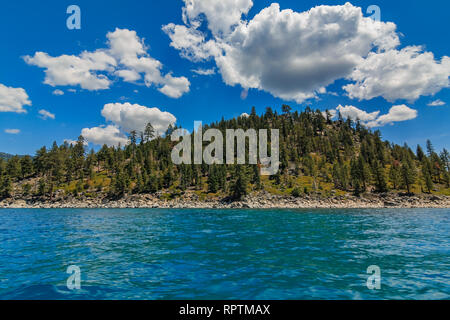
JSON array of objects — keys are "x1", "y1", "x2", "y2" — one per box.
[{"x1": 1, "y1": 191, "x2": 449, "y2": 209}]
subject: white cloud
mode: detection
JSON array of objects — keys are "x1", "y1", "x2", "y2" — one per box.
[
  {"x1": 52, "y1": 89, "x2": 64, "y2": 96},
  {"x1": 101, "y1": 102, "x2": 176, "y2": 134},
  {"x1": 240, "y1": 112, "x2": 249, "y2": 117},
  {"x1": 81, "y1": 125, "x2": 128, "y2": 147},
  {"x1": 427, "y1": 99, "x2": 446, "y2": 107},
  {"x1": 158, "y1": 74, "x2": 190, "y2": 98},
  {"x1": 24, "y1": 51, "x2": 115, "y2": 90},
  {"x1": 325, "y1": 104, "x2": 417, "y2": 127},
  {"x1": 162, "y1": 24, "x2": 213, "y2": 61},
  {"x1": 164, "y1": 2, "x2": 401, "y2": 103},
  {"x1": 344, "y1": 46, "x2": 450, "y2": 102},
  {"x1": 366, "y1": 105, "x2": 418, "y2": 127},
  {"x1": 107, "y1": 28, "x2": 189, "y2": 97},
  {"x1": 192, "y1": 68, "x2": 216, "y2": 76},
  {"x1": 38, "y1": 109, "x2": 55, "y2": 120},
  {"x1": 5, "y1": 129, "x2": 20, "y2": 134},
  {"x1": 332, "y1": 104, "x2": 418, "y2": 128},
  {"x1": 24, "y1": 28, "x2": 190, "y2": 98},
  {"x1": 336, "y1": 104, "x2": 379, "y2": 121},
  {"x1": 182, "y1": 0, "x2": 253, "y2": 36},
  {"x1": 78, "y1": 102, "x2": 177, "y2": 147},
  {"x1": 165, "y1": 1, "x2": 450, "y2": 103},
  {"x1": 0, "y1": 84, "x2": 32, "y2": 113}
]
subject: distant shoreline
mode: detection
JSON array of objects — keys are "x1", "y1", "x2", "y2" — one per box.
[{"x1": 1, "y1": 192, "x2": 449, "y2": 209}]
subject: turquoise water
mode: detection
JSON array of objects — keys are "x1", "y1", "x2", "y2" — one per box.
[{"x1": 0, "y1": 208, "x2": 449, "y2": 300}]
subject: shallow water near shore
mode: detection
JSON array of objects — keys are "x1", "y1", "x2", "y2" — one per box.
[{"x1": 0, "y1": 208, "x2": 449, "y2": 300}]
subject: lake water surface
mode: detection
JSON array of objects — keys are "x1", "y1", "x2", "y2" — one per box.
[{"x1": 0, "y1": 208, "x2": 449, "y2": 299}]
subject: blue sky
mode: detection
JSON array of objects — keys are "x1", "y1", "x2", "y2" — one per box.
[{"x1": 0, "y1": 0, "x2": 449, "y2": 155}]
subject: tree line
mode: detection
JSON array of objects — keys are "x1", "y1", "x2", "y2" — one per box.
[{"x1": 0, "y1": 106, "x2": 449, "y2": 200}]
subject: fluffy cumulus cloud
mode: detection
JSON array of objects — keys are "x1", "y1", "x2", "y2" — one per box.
[
  {"x1": 336, "y1": 105, "x2": 379, "y2": 122},
  {"x1": 38, "y1": 109, "x2": 55, "y2": 120},
  {"x1": 81, "y1": 102, "x2": 177, "y2": 147},
  {"x1": 24, "y1": 51, "x2": 115, "y2": 90},
  {"x1": 81, "y1": 125, "x2": 128, "y2": 147},
  {"x1": 366, "y1": 105, "x2": 418, "y2": 127},
  {"x1": 329, "y1": 104, "x2": 417, "y2": 127},
  {"x1": 164, "y1": 1, "x2": 450, "y2": 103},
  {"x1": 344, "y1": 46, "x2": 450, "y2": 102},
  {"x1": 182, "y1": 0, "x2": 253, "y2": 36},
  {"x1": 158, "y1": 74, "x2": 191, "y2": 98},
  {"x1": 101, "y1": 102, "x2": 176, "y2": 134},
  {"x1": 4, "y1": 129, "x2": 20, "y2": 134},
  {"x1": 24, "y1": 28, "x2": 190, "y2": 98},
  {"x1": 0, "y1": 83, "x2": 32, "y2": 113}
]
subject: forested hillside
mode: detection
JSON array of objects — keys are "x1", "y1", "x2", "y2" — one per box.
[
  {"x1": 0, "y1": 152, "x2": 15, "y2": 161},
  {"x1": 1, "y1": 106, "x2": 449, "y2": 201}
]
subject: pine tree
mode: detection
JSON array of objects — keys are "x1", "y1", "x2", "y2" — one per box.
[
  {"x1": 0, "y1": 176, "x2": 12, "y2": 199},
  {"x1": 401, "y1": 159, "x2": 416, "y2": 194},
  {"x1": 416, "y1": 145, "x2": 425, "y2": 161},
  {"x1": 146, "y1": 174, "x2": 159, "y2": 193},
  {"x1": 443, "y1": 171, "x2": 450, "y2": 188},
  {"x1": 440, "y1": 148, "x2": 450, "y2": 172},
  {"x1": 421, "y1": 157, "x2": 434, "y2": 193},
  {"x1": 207, "y1": 165, "x2": 219, "y2": 193},
  {"x1": 389, "y1": 161, "x2": 402, "y2": 190},
  {"x1": 20, "y1": 156, "x2": 34, "y2": 178},
  {"x1": 423, "y1": 170, "x2": 434, "y2": 193},
  {"x1": 282, "y1": 104, "x2": 292, "y2": 114},
  {"x1": 252, "y1": 164, "x2": 261, "y2": 189},
  {"x1": 163, "y1": 166, "x2": 174, "y2": 189},
  {"x1": 144, "y1": 123, "x2": 155, "y2": 142},
  {"x1": 373, "y1": 161, "x2": 388, "y2": 193},
  {"x1": 426, "y1": 139, "x2": 435, "y2": 157},
  {"x1": 232, "y1": 166, "x2": 248, "y2": 200},
  {"x1": 134, "y1": 174, "x2": 144, "y2": 193},
  {"x1": 38, "y1": 178, "x2": 47, "y2": 196}
]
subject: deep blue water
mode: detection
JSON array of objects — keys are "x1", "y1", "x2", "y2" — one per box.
[{"x1": 0, "y1": 208, "x2": 449, "y2": 300}]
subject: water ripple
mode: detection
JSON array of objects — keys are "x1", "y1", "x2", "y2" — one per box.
[{"x1": 0, "y1": 208, "x2": 448, "y2": 300}]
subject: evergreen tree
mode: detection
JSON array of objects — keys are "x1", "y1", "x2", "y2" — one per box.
[
  {"x1": 389, "y1": 161, "x2": 402, "y2": 190},
  {"x1": 252, "y1": 164, "x2": 261, "y2": 189},
  {"x1": 207, "y1": 165, "x2": 219, "y2": 193},
  {"x1": 440, "y1": 148, "x2": 450, "y2": 172},
  {"x1": 426, "y1": 139, "x2": 435, "y2": 157},
  {"x1": 416, "y1": 145, "x2": 425, "y2": 161},
  {"x1": 373, "y1": 161, "x2": 388, "y2": 193},
  {"x1": 0, "y1": 176, "x2": 12, "y2": 199},
  {"x1": 231, "y1": 166, "x2": 248, "y2": 199},
  {"x1": 281, "y1": 104, "x2": 292, "y2": 114},
  {"x1": 401, "y1": 159, "x2": 416, "y2": 194},
  {"x1": 144, "y1": 123, "x2": 155, "y2": 142},
  {"x1": 20, "y1": 156, "x2": 34, "y2": 178}
]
